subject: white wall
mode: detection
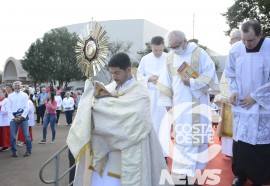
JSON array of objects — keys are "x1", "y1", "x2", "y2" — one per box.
[{"x1": 64, "y1": 19, "x2": 168, "y2": 62}]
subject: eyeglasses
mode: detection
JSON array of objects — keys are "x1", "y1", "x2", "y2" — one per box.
[{"x1": 169, "y1": 41, "x2": 183, "y2": 50}]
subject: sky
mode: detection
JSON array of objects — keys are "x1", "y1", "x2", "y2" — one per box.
[{"x1": 0, "y1": 0, "x2": 235, "y2": 71}]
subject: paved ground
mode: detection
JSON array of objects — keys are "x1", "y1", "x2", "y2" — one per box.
[{"x1": 0, "y1": 113, "x2": 72, "y2": 186}]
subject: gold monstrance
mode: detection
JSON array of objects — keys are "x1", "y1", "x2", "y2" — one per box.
[{"x1": 76, "y1": 21, "x2": 109, "y2": 80}]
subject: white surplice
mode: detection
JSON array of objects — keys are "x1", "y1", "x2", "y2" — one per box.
[
  {"x1": 221, "y1": 137, "x2": 233, "y2": 157},
  {"x1": 138, "y1": 52, "x2": 167, "y2": 138},
  {"x1": 157, "y1": 42, "x2": 218, "y2": 176},
  {"x1": 225, "y1": 38, "x2": 270, "y2": 145},
  {"x1": 214, "y1": 72, "x2": 233, "y2": 157}
]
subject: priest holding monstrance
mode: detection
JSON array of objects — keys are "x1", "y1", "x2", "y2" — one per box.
[{"x1": 66, "y1": 22, "x2": 170, "y2": 186}]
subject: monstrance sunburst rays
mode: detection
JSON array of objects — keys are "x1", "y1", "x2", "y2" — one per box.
[{"x1": 76, "y1": 21, "x2": 109, "y2": 79}]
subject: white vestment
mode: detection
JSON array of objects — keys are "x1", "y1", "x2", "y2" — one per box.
[
  {"x1": 157, "y1": 42, "x2": 218, "y2": 176},
  {"x1": 67, "y1": 79, "x2": 171, "y2": 186},
  {"x1": 214, "y1": 72, "x2": 233, "y2": 157},
  {"x1": 225, "y1": 38, "x2": 270, "y2": 145},
  {"x1": 137, "y1": 52, "x2": 167, "y2": 156},
  {"x1": 91, "y1": 152, "x2": 121, "y2": 186},
  {"x1": 91, "y1": 78, "x2": 135, "y2": 186},
  {"x1": 221, "y1": 137, "x2": 233, "y2": 156}
]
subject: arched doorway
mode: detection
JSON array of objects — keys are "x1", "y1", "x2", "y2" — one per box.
[{"x1": 2, "y1": 57, "x2": 32, "y2": 84}]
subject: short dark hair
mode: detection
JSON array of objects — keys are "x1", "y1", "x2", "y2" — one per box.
[
  {"x1": 108, "y1": 52, "x2": 131, "y2": 70},
  {"x1": 50, "y1": 92, "x2": 55, "y2": 102},
  {"x1": 241, "y1": 19, "x2": 261, "y2": 36},
  {"x1": 151, "y1": 36, "x2": 164, "y2": 45},
  {"x1": 5, "y1": 83, "x2": 12, "y2": 88}
]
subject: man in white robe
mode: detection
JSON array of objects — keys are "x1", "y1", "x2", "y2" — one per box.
[
  {"x1": 67, "y1": 52, "x2": 170, "y2": 186},
  {"x1": 225, "y1": 19, "x2": 270, "y2": 186},
  {"x1": 137, "y1": 36, "x2": 167, "y2": 157},
  {"x1": 215, "y1": 29, "x2": 241, "y2": 157},
  {"x1": 157, "y1": 30, "x2": 218, "y2": 185}
]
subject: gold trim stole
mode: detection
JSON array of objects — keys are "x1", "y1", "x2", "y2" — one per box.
[{"x1": 165, "y1": 47, "x2": 210, "y2": 146}]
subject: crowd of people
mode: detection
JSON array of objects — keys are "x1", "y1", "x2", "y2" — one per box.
[
  {"x1": 1, "y1": 19, "x2": 269, "y2": 186},
  {"x1": 0, "y1": 82, "x2": 82, "y2": 156}
]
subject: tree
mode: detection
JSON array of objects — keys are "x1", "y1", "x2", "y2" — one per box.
[
  {"x1": 108, "y1": 40, "x2": 133, "y2": 58},
  {"x1": 222, "y1": 0, "x2": 270, "y2": 36},
  {"x1": 22, "y1": 27, "x2": 84, "y2": 87},
  {"x1": 0, "y1": 71, "x2": 2, "y2": 83}
]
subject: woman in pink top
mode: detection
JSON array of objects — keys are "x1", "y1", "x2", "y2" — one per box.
[{"x1": 39, "y1": 92, "x2": 57, "y2": 144}]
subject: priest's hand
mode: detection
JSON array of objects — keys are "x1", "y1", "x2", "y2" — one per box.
[
  {"x1": 240, "y1": 95, "x2": 256, "y2": 109},
  {"x1": 230, "y1": 92, "x2": 238, "y2": 106},
  {"x1": 148, "y1": 75, "x2": 159, "y2": 84},
  {"x1": 182, "y1": 75, "x2": 190, "y2": 86}
]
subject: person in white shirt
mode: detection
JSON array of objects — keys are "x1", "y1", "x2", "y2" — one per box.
[
  {"x1": 157, "y1": 30, "x2": 218, "y2": 183},
  {"x1": 0, "y1": 88, "x2": 10, "y2": 152},
  {"x1": 137, "y1": 36, "x2": 167, "y2": 158},
  {"x1": 62, "y1": 92, "x2": 74, "y2": 126},
  {"x1": 17, "y1": 90, "x2": 35, "y2": 146},
  {"x1": 225, "y1": 19, "x2": 270, "y2": 186},
  {"x1": 54, "y1": 91, "x2": 63, "y2": 125},
  {"x1": 7, "y1": 81, "x2": 31, "y2": 157},
  {"x1": 28, "y1": 85, "x2": 35, "y2": 102}
]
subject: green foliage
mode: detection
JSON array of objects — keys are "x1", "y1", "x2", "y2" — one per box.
[
  {"x1": 137, "y1": 42, "x2": 152, "y2": 59},
  {"x1": 108, "y1": 40, "x2": 133, "y2": 58},
  {"x1": 22, "y1": 27, "x2": 84, "y2": 87},
  {"x1": 222, "y1": 0, "x2": 270, "y2": 36},
  {"x1": 0, "y1": 71, "x2": 2, "y2": 83}
]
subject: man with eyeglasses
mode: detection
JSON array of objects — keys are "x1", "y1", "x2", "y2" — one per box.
[
  {"x1": 225, "y1": 20, "x2": 270, "y2": 186},
  {"x1": 157, "y1": 30, "x2": 218, "y2": 185}
]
